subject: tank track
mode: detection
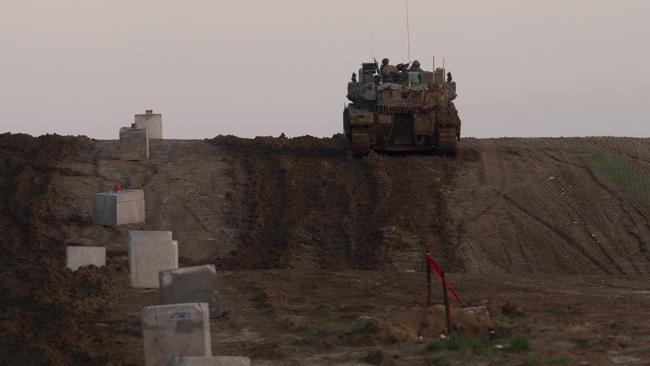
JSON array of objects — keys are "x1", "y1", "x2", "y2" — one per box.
[{"x1": 436, "y1": 127, "x2": 459, "y2": 156}]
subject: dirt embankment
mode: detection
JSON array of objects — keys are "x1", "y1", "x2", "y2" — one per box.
[
  {"x1": 216, "y1": 135, "x2": 650, "y2": 275},
  {"x1": 217, "y1": 134, "x2": 460, "y2": 272},
  {"x1": 3, "y1": 133, "x2": 650, "y2": 365},
  {"x1": 0, "y1": 133, "x2": 124, "y2": 366}
]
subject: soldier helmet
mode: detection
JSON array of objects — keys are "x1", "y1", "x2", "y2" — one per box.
[
  {"x1": 412, "y1": 60, "x2": 420, "y2": 68},
  {"x1": 382, "y1": 58, "x2": 389, "y2": 65}
]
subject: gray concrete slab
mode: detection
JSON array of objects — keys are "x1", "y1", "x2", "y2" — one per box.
[
  {"x1": 160, "y1": 265, "x2": 221, "y2": 318},
  {"x1": 129, "y1": 230, "x2": 173, "y2": 244},
  {"x1": 120, "y1": 127, "x2": 149, "y2": 160},
  {"x1": 142, "y1": 303, "x2": 211, "y2": 366},
  {"x1": 129, "y1": 231, "x2": 178, "y2": 288},
  {"x1": 93, "y1": 189, "x2": 145, "y2": 226},
  {"x1": 65, "y1": 246, "x2": 106, "y2": 271},
  {"x1": 134, "y1": 110, "x2": 163, "y2": 139},
  {"x1": 171, "y1": 356, "x2": 251, "y2": 366}
]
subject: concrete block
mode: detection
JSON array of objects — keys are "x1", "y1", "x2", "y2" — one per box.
[
  {"x1": 171, "y1": 356, "x2": 251, "y2": 366},
  {"x1": 129, "y1": 231, "x2": 178, "y2": 288},
  {"x1": 160, "y1": 265, "x2": 222, "y2": 318},
  {"x1": 134, "y1": 110, "x2": 163, "y2": 139},
  {"x1": 120, "y1": 127, "x2": 149, "y2": 160},
  {"x1": 142, "y1": 303, "x2": 211, "y2": 366},
  {"x1": 130, "y1": 230, "x2": 173, "y2": 244},
  {"x1": 65, "y1": 246, "x2": 106, "y2": 271},
  {"x1": 93, "y1": 189, "x2": 145, "y2": 226}
]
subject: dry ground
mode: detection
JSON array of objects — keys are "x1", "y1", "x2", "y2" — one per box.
[{"x1": 2, "y1": 133, "x2": 650, "y2": 365}]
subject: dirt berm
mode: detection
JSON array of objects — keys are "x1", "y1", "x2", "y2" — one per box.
[{"x1": 2, "y1": 132, "x2": 650, "y2": 365}]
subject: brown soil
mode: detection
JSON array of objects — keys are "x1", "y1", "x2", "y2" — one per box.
[{"x1": 2, "y1": 133, "x2": 650, "y2": 365}]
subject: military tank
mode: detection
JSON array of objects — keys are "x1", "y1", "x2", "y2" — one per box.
[{"x1": 343, "y1": 60, "x2": 461, "y2": 157}]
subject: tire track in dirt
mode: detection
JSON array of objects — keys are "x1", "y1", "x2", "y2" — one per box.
[
  {"x1": 581, "y1": 161, "x2": 650, "y2": 272},
  {"x1": 501, "y1": 193, "x2": 613, "y2": 274},
  {"x1": 541, "y1": 148, "x2": 650, "y2": 273}
]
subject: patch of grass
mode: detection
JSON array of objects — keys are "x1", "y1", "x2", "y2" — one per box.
[
  {"x1": 428, "y1": 355, "x2": 450, "y2": 366},
  {"x1": 426, "y1": 334, "x2": 493, "y2": 356},
  {"x1": 493, "y1": 313, "x2": 515, "y2": 327},
  {"x1": 323, "y1": 318, "x2": 372, "y2": 335},
  {"x1": 548, "y1": 356, "x2": 570, "y2": 364},
  {"x1": 312, "y1": 304, "x2": 336, "y2": 319},
  {"x1": 519, "y1": 355, "x2": 541, "y2": 366},
  {"x1": 519, "y1": 354, "x2": 570, "y2": 366},
  {"x1": 588, "y1": 151, "x2": 650, "y2": 203},
  {"x1": 594, "y1": 136, "x2": 635, "y2": 149},
  {"x1": 504, "y1": 334, "x2": 529, "y2": 353}
]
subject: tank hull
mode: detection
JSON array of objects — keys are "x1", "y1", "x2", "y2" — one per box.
[{"x1": 343, "y1": 106, "x2": 460, "y2": 157}]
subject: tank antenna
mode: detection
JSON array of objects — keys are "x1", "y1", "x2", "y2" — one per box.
[{"x1": 405, "y1": 0, "x2": 411, "y2": 61}]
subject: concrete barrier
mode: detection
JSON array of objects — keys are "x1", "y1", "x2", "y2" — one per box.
[
  {"x1": 171, "y1": 356, "x2": 251, "y2": 366},
  {"x1": 120, "y1": 127, "x2": 149, "y2": 160},
  {"x1": 65, "y1": 246, "x2": 106, "y2": 271},
  {"x1": 130, "y1": 230, "x2": 173, "y2": 243},
  {"x1": 93, "y1": 189, "x2": 145, "y2": 226},
  {"x1": 160, "y1": 265, "x2": 222, "y2": 318},
  {"x1": 134, "y1": 110, "x2": 163, "y2": 139},
  {"x1": 142, "y1": 303, "x2": 211, "y2": 366},
  {"x1": 129, "y1": 230, "x2": 178, "y2": 288}
]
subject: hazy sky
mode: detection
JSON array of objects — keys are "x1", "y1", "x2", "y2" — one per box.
[{"x1": 1, "y1": 0, "x2": 649, "y2": 139}]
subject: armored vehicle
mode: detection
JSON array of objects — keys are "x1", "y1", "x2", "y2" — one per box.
[{"x1": 343, "y1": 60, "x2": 461, "y2": 157}]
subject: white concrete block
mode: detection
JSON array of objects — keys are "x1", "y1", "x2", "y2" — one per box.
[
  {"x1": 160, "y1": 265, "x2": 222, "y2": 318},
  {"x1": 134, "y1": 110, "x2": 163, "y2": 139},
  {"x1": 129, "y1": 231, "x2": 178, "y2": 288},
  {"x1": 93, "y1": 189, "x2": 145, "y2": 226},
  {"x1": 142, "y1": 303, "x2": 211, "y2": 366},
  {"x1": 120, "y1": 127, "x2": 149, "y2": 160},
  {"x1": 65, "y1": 246, "x2": 106, "y2": 271},
  {"x1": 171, "y1": 356, "x2": 251, "y2": 366}
]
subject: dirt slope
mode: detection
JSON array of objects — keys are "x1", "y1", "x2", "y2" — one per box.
[
  {"x1": 2, "y1": 133, "x2": 650, "y2": 365},
  {"x1": 217, "y1": 135, "x2": 650, "y2": 275},
  {"x1": 452, "y1": 138, "x2": 650, "y2": 275}
]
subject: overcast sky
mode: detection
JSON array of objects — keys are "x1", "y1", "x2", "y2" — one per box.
[{"x1": 1, "y1": 0, "x2": 649, "y2": 139}]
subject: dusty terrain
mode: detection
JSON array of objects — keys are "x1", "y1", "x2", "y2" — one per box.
[{"x1": 1, "y1": 133, "x2": 650, "y2": 365}]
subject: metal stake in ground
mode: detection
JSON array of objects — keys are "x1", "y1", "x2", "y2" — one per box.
[{"x1": 441, "y1": 270, "x2": 452, "y2": 335}]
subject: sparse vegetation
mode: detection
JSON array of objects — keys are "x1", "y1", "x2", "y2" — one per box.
[
  {"x1": 425, "y1": 333, "x2": 532, "y2": 365},
  {"x1": 427, "y1": 355, "x2": 450, "y2": 366},
  {"x1": 519, "y1": 355, "x2": 542, "y2": 366},
  {"x1": 493, "y1": 313, "x2": 515, "y2": 327},
  {"x1": 324, "y1": 318, "x2": 372, "y2": 335},
  {"x1": 548, "y1": 356, "x2": 570, "y2": 364},
  {"x1": 519, "y1": 354, "x2": 570, "y2": 366},
  {"x1": 588, "y1": 151, "x2": 650, "y2": 203},
  {"x1": 504, "y1": 334, "x2": 530, "y2": 353},
  {"x1": 426, "y1": 334, "x2": 493, "y2": 356}
]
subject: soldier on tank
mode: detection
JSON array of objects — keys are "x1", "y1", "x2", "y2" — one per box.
[
  {"x1": 380, "y1": 58, "x2": 399, "y2": 82},
  {"x1": 409, "y1": 60, "x2": 423, "y2": 72}
]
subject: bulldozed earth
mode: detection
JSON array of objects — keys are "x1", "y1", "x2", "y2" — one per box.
[{"x1": 2, "y1": 133, "x2": 650, "y2": 365}]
